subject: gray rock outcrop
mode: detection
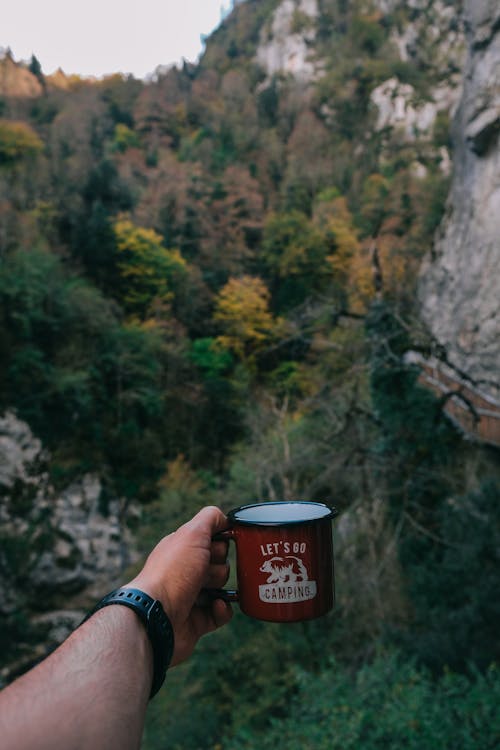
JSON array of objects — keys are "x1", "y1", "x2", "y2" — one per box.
[
  {"x1": 0, "y1": 412, "x2": 139, "y2": 678},
  {"x1": 370, "y1": 0, "x2": 466, "y2": 148},
  {"x1": 255, "y1": 0, "x2": 321, "y2": 82},
  {"x1": 370, "y1": 77, "x2": 459, "y2": 141},
  {"x1": 419, "y1": 0, "x2": 500, "y2": 400}
]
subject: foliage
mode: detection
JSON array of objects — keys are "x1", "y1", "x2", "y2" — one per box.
[
  {"x1": 214, "y1": 275, "x2": 280, "y2": 358},
  {"x1": 263, "y1": 210, "x2": 325, "y2": 278},
  {"x1": 222, "y1": 650, "x2": 500, "y2": 750},
  {"x1": 261, "y1": 210, "x2": 332, "y2": 310},
  {"x1": 113, "y1": 219, "x2": 188, "y2": 318},
  {"x1": 0, "y1": 246, "x2": 168, "y2": 496},
  {"x1": 366, "y1": 302, "x2": 500, "y2": 670},
  {"x1": 0, "y1": 119, "x2": 43, "y2": 163},
  {"x1": 189, "y1": 337, "x2": 233, "y2": 379},
  {"x1": 111, "y1": 123, "x2": 141, "y2": 152},
  {"x1": 291, "y1": 9, "x2": 314, "y2": 35},
  {"x1": 28, "y1": 55, "x2": 43, "y2": 81},
  {"x1": 350, "y1": 14, "x2": 387, "y2": 56},
  {"x1": 73, "y1": 199, "x2": 119, "y2": 291},
  {"x1": 394, "y1": 478, "x2": 500, "y2": 671}
]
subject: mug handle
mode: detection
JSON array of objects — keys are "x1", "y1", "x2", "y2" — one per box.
[
  {"x1": 202, "y1": 588, "x2": 239, "y2": 603},
  {"x1": 212, "y1": 529, "x2": 234, "y2": 542},
  {"x1": 200, "y1": 528, "x2": 239, "y2": 603}
]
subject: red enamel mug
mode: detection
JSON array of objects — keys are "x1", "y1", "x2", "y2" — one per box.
[{"x1": 212, "y1": 501, "x2": 337, "y2": 623}]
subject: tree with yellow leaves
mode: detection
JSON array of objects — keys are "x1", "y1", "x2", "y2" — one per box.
[
  {"x1": 313, "y1": 190, "x2": 372, "y2": 314},
  {"x1": 213, "y1": 275, "x2": 279, "y2": 359},
  {"x1": 113, "y1": 219, "x2": 188, "y2": 320},
  {"x1": 0, "y1": 119, "x2": 43, "y2": 164}
]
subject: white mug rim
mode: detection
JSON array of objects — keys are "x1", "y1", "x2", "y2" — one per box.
[{"x1": 227, "y1": 500, "x2": 337, "y2": 526}]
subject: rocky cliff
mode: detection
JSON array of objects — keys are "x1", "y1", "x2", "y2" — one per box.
[
  {"x1": 255, "y1": 0, "x2": 321, "y2": 82},
  {"x1": 0, "y1": 412, "x2": 139, "y2": 682},
  {"x1": 419, "y1": 0, "x2": 500, "y2": 401}
]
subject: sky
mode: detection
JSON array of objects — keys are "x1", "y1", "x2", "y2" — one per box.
[{"x1": 2, "y1": 0, "x2": 232, "y2": 79}]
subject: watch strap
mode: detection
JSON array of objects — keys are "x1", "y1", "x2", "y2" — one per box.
[{"x1": 83, "y1": 587, "x2": 174, "y2": 698}]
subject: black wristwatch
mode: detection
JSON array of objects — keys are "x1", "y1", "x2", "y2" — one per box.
[{"x1": 83, "y1": 587, "x2": 175, "y2": 698}]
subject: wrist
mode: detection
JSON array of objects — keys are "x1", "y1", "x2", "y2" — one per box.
[
  {"x1": 125, "y1": 572, "x2": 177, "y2": 623},
  {"x1": 90, "y1": 605, "x2": 154, "y2": 694},
  {"x1": 83, "y1": 587, "x2": 175, "y2": 698}
]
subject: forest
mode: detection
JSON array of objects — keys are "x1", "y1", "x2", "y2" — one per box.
[{"x1": 0, "y1": 0, "x2": 499, "y2": 748}]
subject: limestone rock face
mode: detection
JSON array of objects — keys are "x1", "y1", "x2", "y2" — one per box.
[
  {"x1": 0, "y1": 412, "x2": 138, "y2": 619},
  {"x1": 419, "y1": 0, "x2": 500, "y2": 399},
  {"x1": 0, "y1": 410, "x2": 47, "y2": 496},
  {"x1": 370, "y1": 0, "x2": 466, "y2": 144},
  {"x1": 28, "y1": 474, "x2": 135, "y2": 598},
  {"x1": 370, "y1": 77, "x2": 453, "y2": 140},
  {"x1": 255, "y1": 0, "x2": 320, "y2": 81}
]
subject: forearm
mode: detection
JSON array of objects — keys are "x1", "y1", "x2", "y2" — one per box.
[
  {"x1": 0, "y1": 606, "x2": 153, "y2": 750},
  {"x1": 0, "y1": 506, "x2": 232, "y2": 750}
]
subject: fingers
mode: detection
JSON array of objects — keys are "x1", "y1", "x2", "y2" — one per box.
[
  {"x1": 210, "y1": 540, "x2": 229, "y2": 564},
  {"x1": 212, "y1": 599, "x2": 233, "y2": 629},
  {"x1": 203, "y1": 599, "x2": 233, "y2": 632},
  {"x1": 204, "y1": 561, "x2": 230, "y2": 590},
  {"x1": 192, "y1": 599, "x2": 233, "y2": 639},
  {"x1": 184, "y1": 505, "x2": 229, "y2": 539}
]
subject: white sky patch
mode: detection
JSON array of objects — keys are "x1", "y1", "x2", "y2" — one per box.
[{"x1": 2, "y1": 0, "x2": 232, "y2": 79}]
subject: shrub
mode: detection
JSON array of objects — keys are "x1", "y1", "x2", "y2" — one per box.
[{"x1": 224, "y1": 650, "x2": 500, "y2": 750}]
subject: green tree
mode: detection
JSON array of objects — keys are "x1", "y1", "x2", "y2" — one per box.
[
  {"x1": 28, "y1": 54, "x2": 44, "y2": 85},
  {"x1": 214, "y1": 275, "x2": 280, "y2": 359},
  {"x1": 0, "y1": 246, "x2": 168, "y2": 496},
  {"x1": 111, "y1": 123, "x2": 141, "y2": 152},
  {"x1": 261, "y1": 210, "x2": 332, "y2": 310},
  {"x1": 74, "y1": 200, "x2": 119, "y2": 291},
  {"x1": 358, "y1": 173, "x2": 391, "y2": 237},
  {"x1": 0, "y1": 120, "x2": 43, "y2": 164},
  {"x1": 113, "y1": 219, "x2": 188, "y2": 319}
]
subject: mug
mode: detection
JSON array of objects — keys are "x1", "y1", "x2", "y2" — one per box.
[{"x1": 211, "y1": 501, "x2": 337, "y2": 623}]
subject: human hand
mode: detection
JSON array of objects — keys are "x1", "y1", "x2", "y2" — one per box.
[{"x1": 127, "y1": 506, "x2": 233, "y2": 665}]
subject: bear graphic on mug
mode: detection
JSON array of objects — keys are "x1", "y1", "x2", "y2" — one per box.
[{"x1": 260, "y1": 556, "x2": 308, "y2": 583}]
